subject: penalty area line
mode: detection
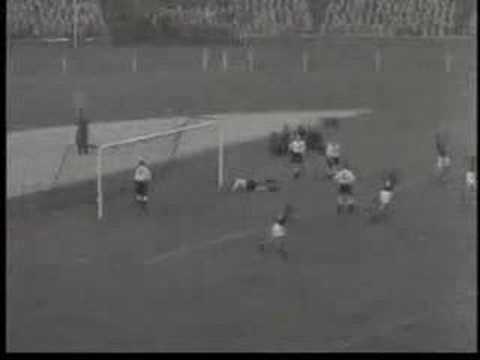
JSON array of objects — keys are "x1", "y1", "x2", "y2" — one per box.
[{"x1": 143, "y1": 228, "x2": 259, "y2": 266}]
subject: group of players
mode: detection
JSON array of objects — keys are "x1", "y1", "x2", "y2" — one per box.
[
  {"x1": 226, "y1": 124, "x2": 399, "y2": 261},
  {"x1": 236, "y1": 123, "x2": 476, "y2": 261},
  {"x1": 131, "y1": 121, "x2": 476, "y2": 262}
]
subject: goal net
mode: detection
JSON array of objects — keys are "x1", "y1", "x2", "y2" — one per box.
[{"x1": 96, "y1": 120, "x2": 223, "y2": 219}]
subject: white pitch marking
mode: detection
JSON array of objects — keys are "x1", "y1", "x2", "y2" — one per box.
[{"x1": 144, "y1": 228, "x2": 258, "y2": 265}]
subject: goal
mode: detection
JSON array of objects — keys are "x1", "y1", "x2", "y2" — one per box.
[{"x1": 96, "y1": 120, "x2": 224, "y2": 220}]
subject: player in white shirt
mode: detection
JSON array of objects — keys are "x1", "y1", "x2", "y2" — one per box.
[
  {"x1": 288, "y1": 133, "x2": 307, "y2": 179},
  {"x1": 465, "y1": 169, "x2": 476, "y2": 192},
  {"x1": 367, "y1": 172, "x2": 397, "y2": 222},
  {"x1": 435, "y1": 131, "x2": 451, "y2": 182},
  {"x1": 465, "y1": 156, "x2": 476, "y2": 189},
  {"x1": 378, "y1": 177, "x2": 395, "y2": 212},
  {"x1": 462, "y1": 156, "x2": 476, "y2": 205},
  {"x1": 325, "y1": 141, "x2": 341, "y2": 178},
  {"x1": 334, "y1": 163, "x2": 356, "y2": 214},
  {"x1": 258, "y1": 204, "x2": 293, "y2": 261},
  {"x1": 258, "y1": 216, "x2": 288, "y2": 261},
  {"x1": 134, "y1": 158, "x2": 152, "y2": 213}
]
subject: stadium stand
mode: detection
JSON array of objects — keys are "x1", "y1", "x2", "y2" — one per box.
[
  {"x1": 7, "y1": 0, "x2": 107, "y2": 39},
  {"x1": 6, "y1": 0, "x2": 476, "y2": 40},
  {"x1": 320, "y1": 0, "x2": 476, "y2": 37}
]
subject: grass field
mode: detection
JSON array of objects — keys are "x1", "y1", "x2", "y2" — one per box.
[{"x1": 6, "y1": 37, "x2": 477, "y2": 352}]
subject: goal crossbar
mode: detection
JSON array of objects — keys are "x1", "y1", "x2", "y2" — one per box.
[
  {"x1": 98, "y1": 121, "x2": 216, "y2": 150},
  {"x1": 97, "y1": 120, "x2": 223, "y2": 220}
]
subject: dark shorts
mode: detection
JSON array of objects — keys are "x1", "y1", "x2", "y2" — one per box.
[
  {"x1": 383, "y1": 185, "x2": 394, "y2": 192},
  {"x1": 338, "y1": 184, "x2": 353, "y2": 195},
  {"x1": 267, "y1": 184, "x2": 280, "y2": 192},
  {"x1": 135, "y1": 181, "x2": 149, "y2": 196},
  {"x1": 326, "y1": 156, "x2": 340, "y2": 168},
  {"x1": 246, "y1": 179, "x2": 258, "y2": 192},
  {"x1": 437, "y1": 148, "x2": 448, "y2": 157},
  {"x1": 291, "y1": 153, "x2": 304, "y2": 164}
]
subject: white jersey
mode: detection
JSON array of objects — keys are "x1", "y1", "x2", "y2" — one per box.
[
  {"x1": 134, "y1": 165, "x2": 152, "y2": 182},
  {"x1": 466, "y1": 171, "x2": 476, "y2": 188},
  {"x1": 437, "y1": 156, "x2": 451, "y2": 169},
  {"x1": 326, "y1": 142, "x2": 341, "y2": 158},
  {"x1": 271, "y1": 223, "x2": 286, "y2": 238},
  {"x1": 289, "y1": 140, "x2": 306, "y2": 155},
  {"x1": 379, "y1": 189, "x2": 393, "y2": 205},
  {"x1": 334, "y1": 169, "x2": 356, "y2": 185}
]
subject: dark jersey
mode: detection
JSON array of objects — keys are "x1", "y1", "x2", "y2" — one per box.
[
  {"x1": 246, "y1": 179, "x2": 258, "y2": 192},
  {"x1": 435, "y1": 133, "x2": 448, "y2": 157},
  {"x1": 383, "y1": 180, "x2": 395, "y2": 192},
  {"x1": 76, "y1": 117, "x2": 89, "y2": 145}
]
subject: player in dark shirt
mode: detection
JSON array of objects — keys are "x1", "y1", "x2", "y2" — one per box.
[
  {"x1": 75, "y1": 108, "x2": 90, "y2": 155},
  {"x1": 435, "y1": 131, "x2": 451, "y2": 182}
]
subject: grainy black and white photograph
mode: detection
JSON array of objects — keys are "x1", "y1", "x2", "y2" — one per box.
[{"x1": 6, "y1": 0, "x2": 477, "y2": 352}]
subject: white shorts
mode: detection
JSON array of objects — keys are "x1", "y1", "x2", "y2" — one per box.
[
  {"x1": 379, "y1": 190, "x2": 393, "y2": 206},
  {"x1": 466, "y1": 171, "x2": 476, "y2": 190},
  {"x1": 437, "y1": 156, "x2": 451, "y2": 169},
  {"x1": 271, "y1": 224, "x2": 286, "y2": 239}
]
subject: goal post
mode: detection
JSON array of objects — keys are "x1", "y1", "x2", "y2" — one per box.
[{"x1": 96, "y1": 120, "x2": 224, "y2": 220}]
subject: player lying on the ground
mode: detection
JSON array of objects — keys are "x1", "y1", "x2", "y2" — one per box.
[
  {"x1": 325, "y1": 140, "x2": 341, "y2": 178},
  {"x1": 334, "y1": 162, "x2": 356, "y2": 214},
  {"x1": 231, "y1": 178, "x2": 280, "y2": 192},
  {"x1": 434, "y1": 131, "x2": 451, "y2": 183},
  {"x1": 134, "y1": 157, "x2": 152, "y2": 214},
  {"x1": 258, "y1": 214, "x2": 289, "y2": 261},
  {"x1": 288, "y1": 132, "x2": 307, "y2": 179}
]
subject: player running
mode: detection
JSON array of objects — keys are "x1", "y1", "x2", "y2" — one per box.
[
  {"x1": 258, "y1": 216, "x2": 289, "y2": 261},
  {"x1": 231, "y1": 177, "x2": 280, "y2": 192},
  {"x1": 134, "y1": 158, "x2": 152, "y2": 214},
  {"x1": 367, "y1": 171, "x2": 397, "y2": 222},
  {"x1": 334, "y1": 162, "x2": 356, "y2": 214},
  {"x1": 288, "y1": 132, "x2": 307, "y2": 179},
  {"x1": 325, "y1": 140, "x2": 341, "y2": 178},
  {"x1": 258, "y1": 204, "x2": 293, "y2": 261},
  {"x1": 435, "y1": 131, "x2": 451, "y2": 183}
]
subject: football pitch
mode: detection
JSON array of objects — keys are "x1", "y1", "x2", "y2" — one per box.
[{"x1": 6, "y1": 38, "x2": 477, "y2": 351}]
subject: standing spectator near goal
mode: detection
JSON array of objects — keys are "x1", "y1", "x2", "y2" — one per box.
[
  {"x1": 134, "y1": 158, "x2": 152, "y2": 213},
  {"x1": 75, "y1": 108, "x2": 90, "y2": 155}
]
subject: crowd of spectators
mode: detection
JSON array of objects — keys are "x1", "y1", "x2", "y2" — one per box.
[
  {"x1": 7, "y1": 0, "x2": 106, "y2": 39},
  {"x1": 6, "y1": 0, "x2": 476, "y2": 40},
  {"x1": 144, "y1": 0, "x2": 313, "y2": 38},
  {"x1": 321, "y1": 0, "x2": 476, "y2": 37},
  {"x1": 469, "y1": 9, "x2": 476, "y2": 35}
]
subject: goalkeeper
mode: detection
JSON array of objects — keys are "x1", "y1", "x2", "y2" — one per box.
[{"x1": 134, "y1": 158, "x2": 152, "y2": 213}]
